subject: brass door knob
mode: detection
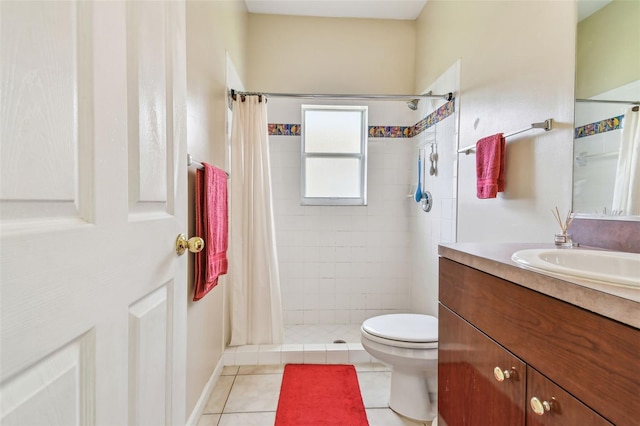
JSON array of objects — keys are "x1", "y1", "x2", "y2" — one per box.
[
  {"x1": 493, "y1": 366, "x2": 516, "y2": 382},
  {"x1": 176, "y1": 234, "x2": 205, "y2": 255},
  {"x1": 530, "y1": 397, "x2": 553, "y2": 416}
]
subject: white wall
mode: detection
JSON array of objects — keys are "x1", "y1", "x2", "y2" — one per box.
[
  {"x1": 184, "y1": 0, "x2": 247, "y2": 417},
  {"x1": 246, "y1": 14, "x2": 416, "y2": 94},
  {"x1": 416, "y1": 0, "x2": 576, "y2": 244}
]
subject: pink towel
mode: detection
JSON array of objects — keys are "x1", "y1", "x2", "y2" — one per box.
[
  {"x1": 194, "y1": 163, "x2": 228, "y2": 301},
  {"x1": 476, "y1": 133, "x2": 506, "y2": 199}
]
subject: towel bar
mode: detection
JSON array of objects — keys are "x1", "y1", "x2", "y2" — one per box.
[
  {"x1": 187, "y1": 154, "x2": 229, "y2": 177},
  {"x1": 458, "y1": 119, "x2": 553, "y2": 155}
]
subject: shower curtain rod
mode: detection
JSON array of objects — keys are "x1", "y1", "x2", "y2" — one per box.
[
  {"x1": 576, "y1": 98, "x2": 640, "y2": 106},
  {"x1": 230, "y1": 88, "x2": 454, "y2": 102}
]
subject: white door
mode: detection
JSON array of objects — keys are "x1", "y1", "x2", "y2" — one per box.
[{"x1": 1, "y1": 1, "x2": 188, "y2": 425}]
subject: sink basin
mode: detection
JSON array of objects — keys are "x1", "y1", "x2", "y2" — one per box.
[{"x1": 511, "y1": 249, "x2": 640, "y2": 288}]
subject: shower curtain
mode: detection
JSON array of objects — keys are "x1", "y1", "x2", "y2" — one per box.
[
  {"x1": 612, "y1": 107, "x2": 640, "y2": 216},
  {"x1": 228, "y1": 95, "x2": 284, "y2": 346}
]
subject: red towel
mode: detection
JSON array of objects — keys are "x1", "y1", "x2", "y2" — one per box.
[
  {"x1": 194, "y1": 163, "x2": 228, "y2": 301},
  {"x1": 476, "y1": 133, "x2": 506, "y2": 199}
]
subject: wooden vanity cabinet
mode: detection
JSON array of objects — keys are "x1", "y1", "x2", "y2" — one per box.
[
  {"x1": 438, "y1": 257, "x2": 639, "y2": 425},
  {"x1": 438, "y1": 305, "x2": 526, "y2": 425},
  {"x1": 526, "y1": 367, "x2": 612, "y2": 426}
]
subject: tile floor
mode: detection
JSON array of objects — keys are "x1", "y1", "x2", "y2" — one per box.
[{"x1": 197, "y1": 363, "x2": 433, "y2": 426}]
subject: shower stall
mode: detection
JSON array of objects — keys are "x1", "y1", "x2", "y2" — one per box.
[{"x1": 241, "y1": 62, "x2": 460, "y2": 348}]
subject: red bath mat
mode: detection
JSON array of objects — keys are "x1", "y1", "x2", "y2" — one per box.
[{"x1": 275, "y1": 364, "x2": 369, "y2": 426}]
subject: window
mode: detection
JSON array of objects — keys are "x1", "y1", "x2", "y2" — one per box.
[{"x1": 301, "y1": 105, "x2": 368, "y2": 205}]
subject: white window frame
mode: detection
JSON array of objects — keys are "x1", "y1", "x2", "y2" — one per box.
[{"x1": 301, "y1": 105, "x2": 368, "y2": 206}]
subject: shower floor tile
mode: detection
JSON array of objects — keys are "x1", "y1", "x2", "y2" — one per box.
[
  {"x1": 224, "y1": 324, "x2": 370, "y2": 366},
  {"x1": 284, "y1": 323, "x2": 362, "y2": 344}
]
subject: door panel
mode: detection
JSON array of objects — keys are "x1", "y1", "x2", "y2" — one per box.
[
  {"x1": 526, "y1": 367, "x2": 613, "y2": 426},
  {"x1": 0, "y1": 333, "x2": 94, "y2": 425},
  {"x1": 0, "y1": 1, "x2": 187, "y2": 424},
  {"x1": 129, "y1": 285, "x2": 170, "y2": 425},
  {"x1": 438, "y1": 304, "x2": 526, "y2": 426},
  {"x1": 1, "y1": 0, "x2": 90, "y2": 221},
  {"x1": 127, "y1": 0, "x2": 169, "y2": 210}
]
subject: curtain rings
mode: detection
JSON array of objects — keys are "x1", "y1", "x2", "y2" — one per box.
[{"x1": 231, "y1": 91, "x2": 267, "y2": 104}]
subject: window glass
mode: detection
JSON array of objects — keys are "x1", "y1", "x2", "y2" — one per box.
[
  {"x1": 304, "y1": 157, "x2": 361, "y2": 198},
  {"x1": 301, "y1": 105, "x2": 367, "y2": 206},
  {"x1": 304, "y1": 110, "x2": 363, "y2": 154}
]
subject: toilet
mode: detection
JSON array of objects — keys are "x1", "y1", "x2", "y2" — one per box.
[{"x1": 360, "y1": 313, "x2": 438, "y2": 421}]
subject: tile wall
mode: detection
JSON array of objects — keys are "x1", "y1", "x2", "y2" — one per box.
[
  {"x1": 269, "y1": 105, "x2": 414, "y2": 325},
  {"x1": 409, "y1": 61, "x2": 460, "y2": 316},
  {"x1": 268, "y1": 64, "x2": 459, "y2": 325}
]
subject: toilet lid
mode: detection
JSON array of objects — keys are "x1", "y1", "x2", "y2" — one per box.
[{"x1": 362, "y1": 314, "x2": 438, "y2": 343}]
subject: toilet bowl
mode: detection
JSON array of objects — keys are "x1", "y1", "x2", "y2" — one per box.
[{"x1": 360, "y1": 314, "x2": 438, "y2": 421}]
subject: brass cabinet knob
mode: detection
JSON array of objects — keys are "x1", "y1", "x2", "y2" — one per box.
[
  {"x1": 530, "y1": 397, "x2": 553, "y2": 416},
  {"x1": 493, "y1": 366, "x2": 516, "y2": 382},
  {"x1": 176, "y1": 234, "x2": 205, "y2": 255}
]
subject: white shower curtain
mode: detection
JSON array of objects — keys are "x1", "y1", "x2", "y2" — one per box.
[
  {"x1": 228, "y1": 95, "x2": 283, "y2": 346},
  {"x1": 612, "y1": 107, "x2": 640, "y2": 216}
]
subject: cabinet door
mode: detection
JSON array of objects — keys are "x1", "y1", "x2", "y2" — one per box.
[
  {"x1": 526, "y1": 368, "x2": 613, "y2": 426},
  {"x1": 439, "y1": 304, "x2": 526, "y2": 426}
]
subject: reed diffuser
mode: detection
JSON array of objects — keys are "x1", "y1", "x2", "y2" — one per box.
[{"x1": 552, "y1": 207, "x2": 573, "y2": 247}]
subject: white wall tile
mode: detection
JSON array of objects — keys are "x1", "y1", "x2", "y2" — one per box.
[
  {"x1": 270, "y1": 99, "x2": 447, "y2": 326},
  {"x1": 258, "y1": 345, "x2": 282, "y2": 365},
  {"x1": 281, "y1": 344, "x2": 304, "y2": 364}
]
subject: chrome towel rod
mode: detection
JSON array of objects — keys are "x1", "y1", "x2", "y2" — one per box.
[
  {"x1": 230, "y1": 88, "x2": 454, "y2": 102},
  {"x1": 187, "y1": 154, "x2": 229, "y2": 177},
  {"x1": 458, "y1": 119, "x2": 553, "y2": 155}
]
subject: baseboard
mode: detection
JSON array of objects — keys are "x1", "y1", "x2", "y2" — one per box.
[{"x1": 185, "y1": 358, "x2": 225, "y2": 426}]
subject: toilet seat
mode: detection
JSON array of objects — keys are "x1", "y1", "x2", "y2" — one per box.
[{"x1": 361, "y1": 314, "x2": 438, "y2": 349}]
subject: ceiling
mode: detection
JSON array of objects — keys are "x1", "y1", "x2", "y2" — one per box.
[
  {"x1": 577, "y1": 0, "x2": 611, "y2": 21},
  {"x1": 244, "y1": 0, "x2": 429, "y2": 20},
  {"x1": 245, "y1": 0, "x2": 611, "y2": 22}
]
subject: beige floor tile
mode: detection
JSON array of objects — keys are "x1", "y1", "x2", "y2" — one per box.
[
  {"x1": 366, "y1": 408, "x2": 430, "y2": 426},
  {"x1": 238, "y1": 364, "x2": 285, "y2": 375},
  {"x1": 197, "y1": 413, "x2": 221, "y2": 426},
  {"x1": 357, "y1": 371, "x2": 391, "y2": 408},
  {"x1": 223, "y1": 374, "x2": 283, "y2": 413},
  {"x1": 197, "y1": 363, "x2": 419, "y2": 426},
  {"x1": 218, "y1": 411, "x2": 276, "y2": 426},
  {"x1": 203, "y1": 375, "x2": 235, "y2": 414}
]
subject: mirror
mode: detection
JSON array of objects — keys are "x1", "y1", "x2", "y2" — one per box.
[{"x1": 573, "y1": 0, "x2": 640, "y2": 219}]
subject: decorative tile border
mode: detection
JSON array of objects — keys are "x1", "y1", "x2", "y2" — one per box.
[
  {"x1": 368, "y1": 125, "x2": 414, "y2": 138},
  {"x1": 574, "y1": 115, "x2": 624, "y2": 139},
  {"x1": 267, "y1": 98, "x2": 456, "y2": 139},
  {"x1": 412, "y1": 98, "x2": 456, "y2": 138},
  {"x1": 269, "y1": 123, "x2": 301, "y2": 136}
]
